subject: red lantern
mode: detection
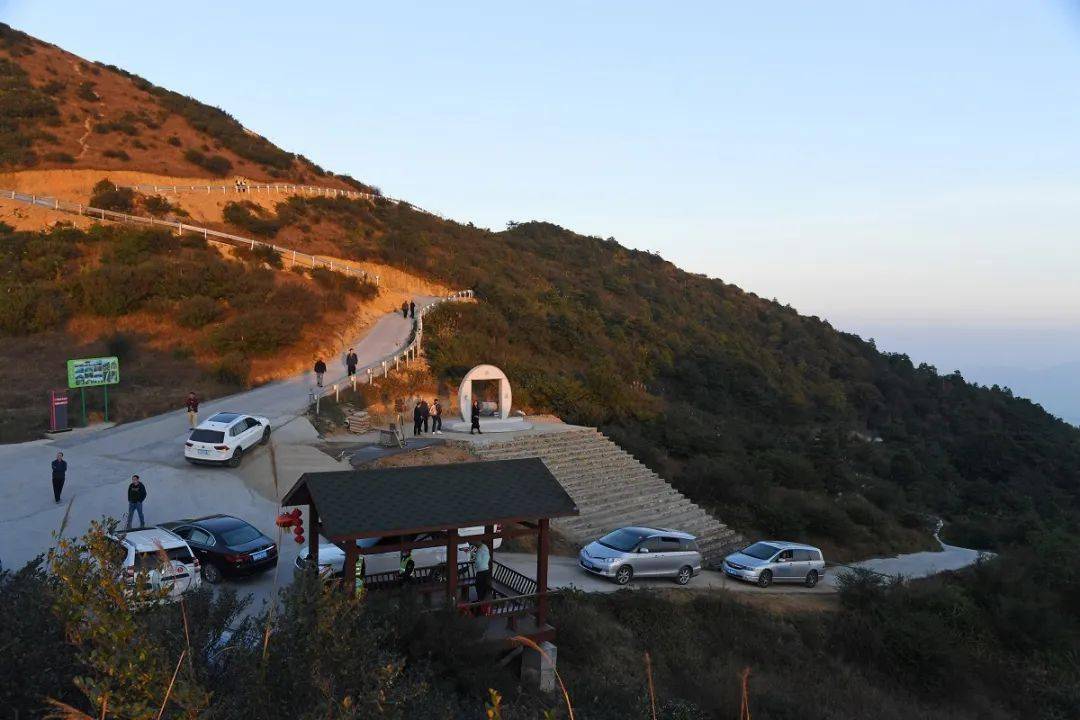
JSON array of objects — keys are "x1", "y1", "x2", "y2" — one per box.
[
  {"x1": 291, "y1": 508, "x2": 302, "y2": 519},
  {"x1": 294, "y1": 533, "x2": 305, "y2": 544},
  {"x1": 293, "y1": 524, "x2": 304, "y2": 535},
  {"x1": 275, "y1": 513, "x2": 293, "y2": 528}
]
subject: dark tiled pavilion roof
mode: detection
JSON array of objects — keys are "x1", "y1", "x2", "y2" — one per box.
[{"x1": 282, "y1": 458, "x2": 578, "y2": 540}]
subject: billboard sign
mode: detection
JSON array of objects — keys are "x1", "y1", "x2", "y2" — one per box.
[{"x1": 67, "y1": 356, "x2": 120, "y2": 389}]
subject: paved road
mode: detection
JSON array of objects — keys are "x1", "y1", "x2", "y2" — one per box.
[{"x1": 0, "y1": 298, "x2": 438, "y2": 587}]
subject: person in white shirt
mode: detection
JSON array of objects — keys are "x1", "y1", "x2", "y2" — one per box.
[{"x1": 472, "y1": 540, "x2": 492, "y2": 604}]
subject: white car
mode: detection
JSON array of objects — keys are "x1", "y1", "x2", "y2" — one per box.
[
  {"x1": 294, "y1": 526, "x2": 503, "y2": 580},
  {"x1": 106, "y1": 526, "x2": 202, "y2": 602},
  {"x1": 185, "y1": 411, "x2": 271, "y2": 467}
]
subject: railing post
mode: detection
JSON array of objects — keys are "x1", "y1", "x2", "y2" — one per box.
[
  {"x1": 335, "y1": 384, "x2": 339, "y2": 403},
  {"x1": 367, "y1": 368, "x2": 373, "y2": 385}
]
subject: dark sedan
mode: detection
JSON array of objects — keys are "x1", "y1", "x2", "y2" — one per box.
[{"x1": 160, "y1": 515, "x2": 277, "y2": 583}]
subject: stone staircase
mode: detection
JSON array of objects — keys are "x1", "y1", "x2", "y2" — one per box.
[{"x1": 461, "y1": 428, "x2": 744, "y2": 566}]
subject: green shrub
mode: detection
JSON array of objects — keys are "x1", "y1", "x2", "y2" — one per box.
[
  {"x1": 166, "y1": 135, "x2": 181, "y2": 147},
  {"x1": 101, "y1": 148, "x2": 130, "y2": 161},
  {"x1": 183, "y1": 148, "x2": 232, "y2": 175},
  {"x1": 210, "y1": 311, "x2": 298, "y2": 355},
  {"x1": 43, "y1": 151, "x2": 75, "y2": 163},
  {"x1": 89, "y1": 178, "x2": 134, "y2": 212},
  {"x1": 222, "y1": 201, "x2": 281, "y2": 237},
  {"x1": 75, "y1": 81, "x2": 97, "y2": 102},
  {"x1": 104, "y1": 331, "x2": 134, "y2": 360},
  {"x1": 177, "y1": 295, "x2": 222, "y2": 328},
  {"x1": 308, "y1": 266, "x2": 379, "y2": 300},
  {"x1": 94, "y1": 119, "x2": 138, "y2": 136},
  {"x1": 214, "y1": 352, "x2": 249, "y2": 385}
]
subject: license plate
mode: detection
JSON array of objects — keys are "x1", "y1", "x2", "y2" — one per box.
[
  {"x1": 251, "y1": 550, "x2": 268, "y2": 561},
  {"x1": 198, "y1": 448, "x2": 210, "y2": 456}
]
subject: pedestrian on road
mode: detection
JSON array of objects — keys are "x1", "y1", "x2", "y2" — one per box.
[
  {"x1": 431, "y1": 398, "x2": 443, "y2": 434},
  {"x1": 470, "y1": 399, "x2": 482, "y2": 435},
  {"x1": 126, "y1": 474, "x2": 146, "y2": 530},
  {"x1": 346, "y1": 348, "x2": 358, "y2": 377},
  {"x1": 185, "y1": 392, "x2": 199, "y2": 429},
  {"x1": 401, "y1": 301, "x2": 408, "y2": 319},
  {"x1": 472, "y1": 540, "x2": 492, "y2": 611},
  {"x1": 409, "y1": 300, "x2": 416, "y2": 319},
  {"x1": 51, "y1": 451, "x2": 67, "y2": 503},
  {"x1": 399, "y1": 548, "x2": 415, "y2": 585},
  {"x1": 420, "y1": 399, "x2": 430, "y2": 433},
  {"x1": 412, "y1": 399, "x2": 423, "y2": 436},
  {"x1": 314, "y1": 358, "x2": 327, "y2": 388}
]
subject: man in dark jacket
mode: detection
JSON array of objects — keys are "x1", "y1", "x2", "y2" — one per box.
[
  {"x1": 126, "y1": 474, "x2": 146, "y2": 530},
  {"x1": 345, "y1": 348, "x2": 358, "y2": 377},
  {"x1": 470, "y1": 400, "x2": 482, "y2": 435},
  {"x1": 51, "y1": 451, "x2": 67, "y2": 503},
  {"x1": 401, "y1": 301, "x2": 408, "y2": 319},
  {"x1": 409, "y1": 300, "x2": 416, "y2": 318},
  {"x1": 420, "y1": 399, "x2": 430, "y2": 433},
  {"x1": 185, "y1": 392, "x2": 199, "y2": 429},
  {"x1": 313, "y1": 358, "x2": 327, "y2": 387},
  {"x1": 412, "y1": 400, "x2": 423, "y2": 436}
]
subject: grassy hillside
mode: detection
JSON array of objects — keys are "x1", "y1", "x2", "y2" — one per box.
[{"x1": 0, "y1": 23, "x2": 371, "y2": 190}]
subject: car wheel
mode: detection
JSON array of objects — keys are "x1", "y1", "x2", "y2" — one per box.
[
  {"x1": 675, "y1": 566, "x2": 692, "y2": 585},
  {"x1": 805, "y1": 570, "x2": 818, "y2": 588},
  {"x1": 614, "y1": 565, "x2": 633, "y2": 586},
  {"x1": 202, "y1": 563, "x2": 223, "y2": 584},
  {"x1": 228, "y1": 447, "x2": 243, "y2": 468},
  {"x1": 260, "y1": 427, "x2": 271, "y2": 445},
  {"x1": 757, "y1": 570, "x2": 772, "y2": 588}
]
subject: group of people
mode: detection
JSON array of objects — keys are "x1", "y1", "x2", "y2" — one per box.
[
  {"x1": 312, "y1": 347, "x2": 362, "y2": 389},
  {"x1": 360, "y1": 538, "x2": 493, "y2": 609},
  {"x1": 412, "y1": 398, "x2": 444, "y2": 435},
  {"x1": 401, "y1": 300, "x2": 416, "y2": 319},
  {"x1": 48, "y1": 453, "x2": 147, "y2": 531}
]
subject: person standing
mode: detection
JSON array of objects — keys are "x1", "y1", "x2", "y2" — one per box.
[
  {"x1": 51, "y1": 451, "x2": 67, "y2": 504},
  {"x1": 420, "y1": 398, "x2": 430, "y2": 433},
  {"x1": 409, "y1": 300, "x2": 416, "y2": 319},
  {"x1": 473, "y1": 540, "x2": 492, "y2": 609},
  {"x1": 412, "y1": 400, "x2": 423, "y2": 436},
  {"x1": 399, "y1": 549, "x2": 415, "y2": 585},
  {"x1": 401, "y1": 301, "x2": 408, "y2": 319},
  {"x1": 126, "y1": 474, "x2": 146, "y2": 530},
  {"x1": 345, "y1": 348, "x2": 358, "y2": 377},
  {"x1": 431, "y1": 398, "x2": 443, "y2": 434},
  {"x1": 313, "y1": 358, "x2": 327, "y2": 388},
  {"x1": 185, "y1": 392, "x2": 199, "y2": 429},
  {"x1": 470, "y1": 399, "x2": 482, "y2": 435}
]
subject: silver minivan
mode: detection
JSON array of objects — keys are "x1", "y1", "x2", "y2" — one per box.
[
  {"x1": 722, "y1": 541, "x2": 826, "y2": 587},
  {"x1": 579, "y1": 526, "x2": 703, "y2": 586}
]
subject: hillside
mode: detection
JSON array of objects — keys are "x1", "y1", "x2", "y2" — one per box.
[{"x1": 3, "y1": 21, "x2": 1079, "y2": 558}]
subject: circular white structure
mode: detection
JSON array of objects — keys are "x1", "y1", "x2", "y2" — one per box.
[
  {"x1": 458, "y1": 364, "x2": 512, "y2": 420},
  {"x1": 448, "y1": 364, "x2": 531, "y2": 434}
]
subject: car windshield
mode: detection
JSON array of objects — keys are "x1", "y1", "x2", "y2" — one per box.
[
  {"x1": 741, "y1": 542, "x2": 780, "y2": 560},
  {"x1": 190, "y1": 429, "x2": 224, "y2": 443},
  {"x1": 597, "y1": 528, "x2": 646, "y2": 552},
  {"x1": 220, "y1": 524, "x2": 261, "y2": 546}
]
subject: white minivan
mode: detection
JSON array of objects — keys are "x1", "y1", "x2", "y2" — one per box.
[{"x1": 185, "y1": 411, "x2": 271, "y2": 467}]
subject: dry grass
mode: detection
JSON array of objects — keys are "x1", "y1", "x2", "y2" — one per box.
[{"x1": 364, "y1": 444, "x2": 478, "y2": 469}]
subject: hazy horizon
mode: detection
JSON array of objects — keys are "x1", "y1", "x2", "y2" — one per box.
[{"x1": 3, "y1": 1, "x2": 1078, "y2": 421}]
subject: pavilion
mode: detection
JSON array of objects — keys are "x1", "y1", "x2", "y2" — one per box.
[{"x1": 281, "y1": 458, "x2": 579, "y2": 644}]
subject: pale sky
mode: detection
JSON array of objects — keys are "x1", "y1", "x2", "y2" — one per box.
[{"x1": 4, "y1": 1, "x2": 1079, "y2": 410}]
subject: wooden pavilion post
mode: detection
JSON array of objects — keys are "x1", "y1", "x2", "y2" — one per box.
[
  {"x1": 536, "y1": 518, "x2": 550, "y2": 627},
  {"x1": 484, "y1": 523, "x2": 495, "y2": 559},
  {"x1": 446, "y1": 528, "x2": 459, "y2": 606},
  {"x1": 343, "y1": 542, "x2": 357, "y2": 595},
  {"x1": 308, "y1": 504, "x2": 319, "y2": 567}
]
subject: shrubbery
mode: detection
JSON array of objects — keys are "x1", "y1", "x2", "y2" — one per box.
[
  {"x1": 89, "y1": 178, "x2": 135, "y2": 212},
  {"x1": 177, "y1": 294, "x2": 222, "y2": 328},
  {"x1": 184, "y1": 148, "x2": 232, "y2": 175},
  {"x1": 0, "y1": 56, "x2": 59, "y2": 166},
  {"x1": 223, "y1": 200, "x2": 281, "y2": 237}
]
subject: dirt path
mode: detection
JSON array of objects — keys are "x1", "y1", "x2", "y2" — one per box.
[{"x1": 76, "y1": 115, "x2": 93, "y2": 159}]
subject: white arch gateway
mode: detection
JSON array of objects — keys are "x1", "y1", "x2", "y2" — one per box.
[{"x1": 449, "y1": 364, "x2": 532, "y2": 433}]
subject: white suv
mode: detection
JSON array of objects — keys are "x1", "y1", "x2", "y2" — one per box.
[
  {"x1": 185, "y1": 411, "x2": 271, "y2": 467},
  {"x1": 294, "y1": 526, "x2": 503, "y2": 580},
  {"x1": 106, "y1": 527, "x2": 202, "y2": 602}
]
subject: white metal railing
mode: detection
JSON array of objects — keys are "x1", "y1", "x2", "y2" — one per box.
[
  {"x1": 0, "y1": 188, "x2": 380, "y2": 285},
  {"x1": 124, "y1": 181, "x2": 443, "y2": 219}
]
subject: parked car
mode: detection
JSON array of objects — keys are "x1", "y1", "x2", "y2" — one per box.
[
  {"x1": 294, "y1": 526, "x2": 503, "y2": 580},
  {"x1": 579, "y1": 526, "x2": 703, "y2": 586},
  {"x1": 106, "y1": 526, "x2": 202, "y2": 602},
  {"x1": 722, "y1": 541, "x2": 826, "y2": 587},
  {"x1": 184, "y1": 411, "x2": 271, "y2": 467},
  {"x1": 160, "y1": 515, "x2": 277, "y2": 584}
]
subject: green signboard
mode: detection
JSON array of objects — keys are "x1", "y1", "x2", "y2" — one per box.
[{"x1": 67, "y1": 356, "x2": 120, "y2": 389}]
